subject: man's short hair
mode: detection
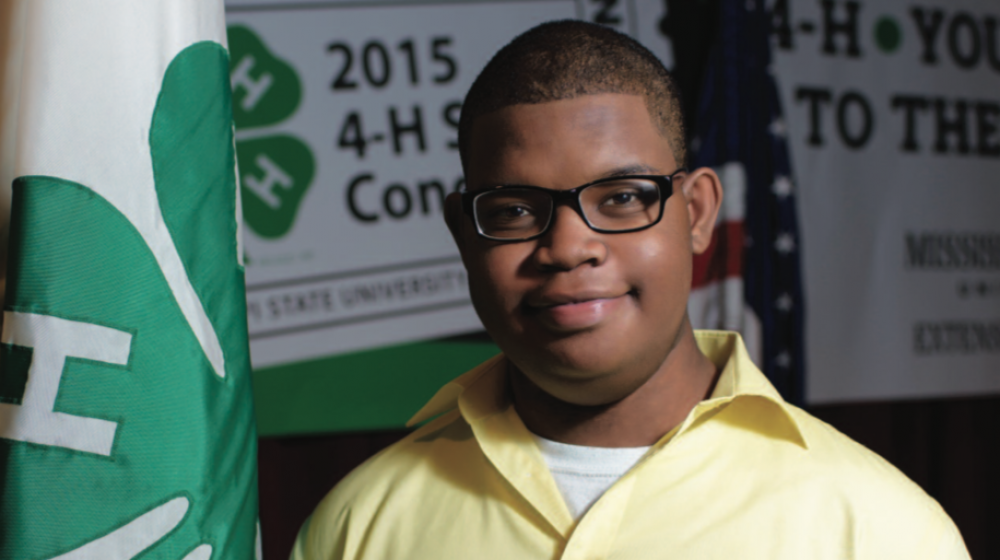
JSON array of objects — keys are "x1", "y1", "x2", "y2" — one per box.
[{"x1": 458, "y1": 19, "x2": 686, "y2": 170}]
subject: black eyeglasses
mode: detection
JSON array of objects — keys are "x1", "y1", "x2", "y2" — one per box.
[{"x1": 461, "y1": 170, "x2": 686, "y2": 242}]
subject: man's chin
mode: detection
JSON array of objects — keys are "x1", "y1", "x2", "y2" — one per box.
[{"x1": 531, "y1": 371, "x2": 642, "y2": 408}]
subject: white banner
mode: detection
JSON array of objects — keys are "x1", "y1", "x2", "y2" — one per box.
[{"x1": 771, "y1": 0, "x2": 1000, "y2": 402}]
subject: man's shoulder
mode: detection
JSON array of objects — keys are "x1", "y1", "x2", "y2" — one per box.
[
  {"x1": 787, "y1": 405, "x2": 911, "y2": 482},
  {"x1": 783, "y1": 405, "x2": 958, "y2": 531},
  {"x1": 297, "y1": 410, "x2": 482, "y2": 557},
  {"x1": 325, "y1": 410, "x2": 476, "y2": 505}
]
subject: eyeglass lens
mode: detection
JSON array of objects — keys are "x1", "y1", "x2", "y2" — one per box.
[{"x1": 473, "y1": 178, "x2": 663, "y2": 239}]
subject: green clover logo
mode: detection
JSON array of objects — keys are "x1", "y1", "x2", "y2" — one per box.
[
  {"x1": 0, "y1": 41, "x2": 256, "y2": 559},
  {"x1": 228, "y1": 25, "x2": 315, "y2": 240}
]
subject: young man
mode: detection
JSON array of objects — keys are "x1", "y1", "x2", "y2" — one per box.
[{"x1": 292, "y1": 21, "x2": 968, "y2": 559}]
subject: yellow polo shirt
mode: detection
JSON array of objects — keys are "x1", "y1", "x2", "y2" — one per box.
[{"x1": 291, "y1": 331, "x2": 969, "y2": 560}]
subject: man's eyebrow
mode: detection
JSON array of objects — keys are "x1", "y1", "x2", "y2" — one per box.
[
  {"x1": 475, "y1": 164, "x2": 664, "y2": 191},
  {"x1": 601, "y1": 164, "x2": 660, "y2": 178}
]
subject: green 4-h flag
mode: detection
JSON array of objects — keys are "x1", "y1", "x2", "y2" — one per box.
[{"x1": 0, "y1": 1, "x2": 259, "y2": 558}]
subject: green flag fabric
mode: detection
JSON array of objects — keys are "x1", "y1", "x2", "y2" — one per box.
[{"x1": 0, "y1": 1, "x2": 259, "y2": 558}]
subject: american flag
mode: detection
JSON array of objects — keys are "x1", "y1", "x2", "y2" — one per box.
[{"x1": 687, "y1": 0, "x2": 806, "y2": 403}]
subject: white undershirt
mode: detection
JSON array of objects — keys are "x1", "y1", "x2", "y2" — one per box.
[{"x1": 532, "y1": 434, "x2": 651, "y2": 520}]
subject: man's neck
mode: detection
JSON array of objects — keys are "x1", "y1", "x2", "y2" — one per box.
[{"x1": 510, "y1": 326, "x2": 719, "y2": 448}]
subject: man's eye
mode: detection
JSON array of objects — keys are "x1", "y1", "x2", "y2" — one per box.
[
  {"x1": 602, "y1": 189, "x2": 643, "y2": 207},
  {"x1": 609, "y1": 192, "x2": 637, "y2": 205},
  {"x1": 485, "y1": 203, "x2": 536, "y2": 222}
]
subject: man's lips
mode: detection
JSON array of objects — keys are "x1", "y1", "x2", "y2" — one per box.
[{"x1": 524, "y1": 292, "x2": 632, "y2": 331}]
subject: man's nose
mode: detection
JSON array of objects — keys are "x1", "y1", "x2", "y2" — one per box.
[{"x1": 531, "y1": 204, "x2": 608, "y2": 271}]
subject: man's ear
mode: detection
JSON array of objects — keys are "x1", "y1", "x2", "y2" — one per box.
[
  {"x1": 681, "y1": 167, "x2": 723, "y2": 255},
  {"x1": 444, "y1": 191, "x2": 465, "y2": 250}
]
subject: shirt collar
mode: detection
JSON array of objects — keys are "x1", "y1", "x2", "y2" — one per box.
[
  {"x1": 407, "y1": 353, "x2": 506, "y2": 427},
  {"x1": 687, "y1": 330, "x2": 808, "y2": 449},
  {"x1": 407, "y1": 330, "x2": 807, "y2": 449}
]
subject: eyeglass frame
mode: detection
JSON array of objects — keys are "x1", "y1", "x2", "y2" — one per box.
[{"x1": 461, "y1": 169, "x2": 688, "y2": 242}]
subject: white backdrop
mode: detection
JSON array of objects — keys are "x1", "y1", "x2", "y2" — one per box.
[{"x1": 770, "y1": 0, "x2": 1000, "y2": 402}]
